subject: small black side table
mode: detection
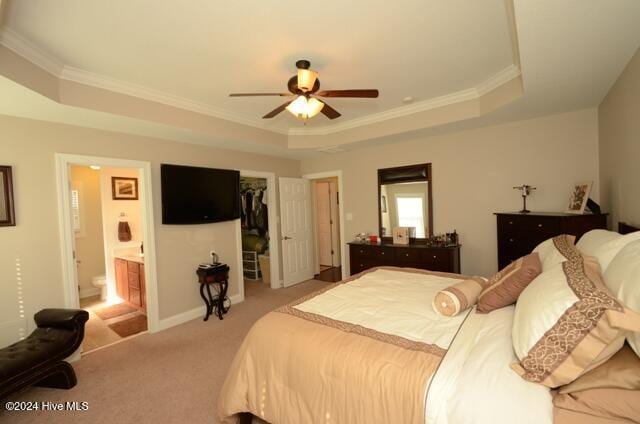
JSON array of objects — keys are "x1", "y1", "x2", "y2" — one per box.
[{"x1": 196, "y1": 264, "x2": 230, "y2": 321}]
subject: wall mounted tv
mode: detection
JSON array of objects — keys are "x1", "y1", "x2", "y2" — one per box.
[{"x1": 161, "y1": 164, "x2": 240, "y2": 224}]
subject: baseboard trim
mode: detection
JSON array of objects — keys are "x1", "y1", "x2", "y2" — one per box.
[
  {"x1": 79, "y1": 287, "x2": 101, "y2": 299},
  {"x1": 156, "y1": 293, "x2": 245, "y2": 332}
]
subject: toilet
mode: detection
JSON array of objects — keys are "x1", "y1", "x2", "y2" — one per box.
[{"x1": 91, "y1": 275, "x2": 107, "y2": 301}]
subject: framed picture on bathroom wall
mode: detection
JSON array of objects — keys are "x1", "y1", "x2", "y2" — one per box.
[
  {"x1": 111, "y1": 177, "x2": 139, "y2": 200},
  {"x1": 0, "y1": 166, "x2": 16, "y2": 227}
]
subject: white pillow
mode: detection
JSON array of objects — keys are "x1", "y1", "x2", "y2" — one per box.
[
  {"x1": 592, "y1": 231, "x2": 640, "y2": 273},
  {"x1": 607, "y1": 240, "x2": 640, "y2": 357},
  {"x1": 533, "y1": 234, "x2": 576, "y2": 271},
  {"x1": 576, "y1": 229, "x2": 622, "y2": 256},
  {"x1": 604, "y1": 239, "x2": 640, "y2": 297},
  {"x1": 512, "y1": 243, "x2": 640, "y2": 387}
]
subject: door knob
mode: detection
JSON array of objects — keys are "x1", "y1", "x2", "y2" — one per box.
[{"x1": 283, "y1": 236, "x2": 292, "y2": 240}]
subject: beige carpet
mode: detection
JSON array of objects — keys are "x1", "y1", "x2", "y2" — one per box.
[{"x1": 1, "y1": 279, "x2": 330, "y2": 424}]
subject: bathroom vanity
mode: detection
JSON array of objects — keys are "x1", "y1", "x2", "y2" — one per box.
[{"x1": 115, "y1": 256, "x2": 146, "y2": 312}]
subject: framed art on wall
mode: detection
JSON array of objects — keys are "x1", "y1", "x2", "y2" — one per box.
[
  {"x1": 0, "y1": 166, "x2": 16, "y2": 227},
  {"x1": 111, "y1": 177, "x2": 139, "y2": 200},
  {"x1": 565, "y1": 181, "x2": 592, "y2": 214}
]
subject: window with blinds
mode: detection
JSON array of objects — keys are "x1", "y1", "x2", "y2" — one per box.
[{"x1": 71, "y1": 189, "x2": 81, "y2": 232}]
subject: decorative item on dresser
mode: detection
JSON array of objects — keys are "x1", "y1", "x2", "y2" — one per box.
[
  {"x1": 348, "y1": 242, "x2": 460, "y2": 275},
  {"x1": 495, "y1": 212, "x2": 608, "y2": 269}
]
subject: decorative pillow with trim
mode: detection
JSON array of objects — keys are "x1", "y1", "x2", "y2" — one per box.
[
  {"x1": 477, "y1": 252, "x2": 541, "y2": 314},
  {"x1": 511, "y1": 236, "x2": 640, "y2": 388},
  {"x1": 432, "y1": 277, "x2": 488, "y2": 317},
  {"x1": 533, "y1": 234, "x2": 576, "y2": 271},
  {"x1": 610, "y1": 240, "x2": 640, "y2": 357}
]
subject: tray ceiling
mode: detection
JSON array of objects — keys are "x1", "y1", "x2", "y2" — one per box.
[{"x1": 1, "y1": 0, "x2": 517, "y2": 132}]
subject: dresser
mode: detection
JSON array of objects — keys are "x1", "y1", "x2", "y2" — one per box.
[
  {"x1": 348, "y1": 242, "x2": 460, "y2": 276},
  {"x1": 495, "y1": 212, "x2": 608, "y2": 269}
]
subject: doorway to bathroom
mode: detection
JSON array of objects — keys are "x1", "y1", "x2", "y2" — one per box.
[
  {"x1": 238, "y1": 170, "x2": 280, "y2": 300},
  {"x1": 56, "y1": 154, "x2": 159, "y2": 356}
]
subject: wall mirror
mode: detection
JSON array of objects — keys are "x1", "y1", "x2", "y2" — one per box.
[{"x1": 378, "y1": 163, "x2": 433, "y2": 242}]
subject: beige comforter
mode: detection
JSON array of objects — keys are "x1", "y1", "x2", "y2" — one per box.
[{"x1": 218, "y1": 267, "x2": 472, "y2": 424}]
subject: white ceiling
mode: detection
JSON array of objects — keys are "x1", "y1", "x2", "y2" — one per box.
[
  {"x1": 0, "y1": 0, "x2": 639, "y2": 157},
  {"x1": 2, "y1": 0, "x2": 516, "y2": 130}
]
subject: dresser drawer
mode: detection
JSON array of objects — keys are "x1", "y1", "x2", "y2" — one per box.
[
  {"x1": 420, "y1": 250, "x2": 453, "y2": 272},
  {"x1": 350, "y1": 244, "x2": 373, "y2": 259},
  {"x1": 394, "y1": 247, "x2": 421, "y2": 263},
  {"x1": 350, "y1": 259, "x2": 377, "y2": 274},
  {"x1": 498, "y1": 215, "x2": 560, "y2": 234}
]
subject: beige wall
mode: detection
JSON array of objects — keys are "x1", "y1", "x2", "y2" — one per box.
[
  {"x1": 301, "y1": 109, "x2": 600, "y2": 277},
  {"x1": 0, "y1": 114, "x2": 299, "y2": 344},
  {"x1": 599, "y1": 47, "x2": 640, "y2": 228},
  {"x1": 70, "y1": 165, "x2": 106, "y2": 297}
]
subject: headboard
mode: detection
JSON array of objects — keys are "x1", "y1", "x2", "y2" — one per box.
[{"x1": 619, "y1": 222, "x2": 640, "y2": 234}]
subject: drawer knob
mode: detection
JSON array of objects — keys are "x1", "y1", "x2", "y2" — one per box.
[
  {"x1": 538, "y1": 224, "x2": 543, "y2": 228},
  {"x1": 406, "y1": 253, "x2": 409, "y2": 257},
  {"x1": 509, "y1": 221, "x2": 513, "y2": 225},
  {"x1": 381, "y1": 252, "x2": 385, "y2": 255},
  {"x1": 433, "y1": 255, "x2": 437, "y2": 259},
  {"x1": 359, "y1": 250, "x2": 364, "y2": 253},
  {"x1": 509, "y1": 238, "x2": 514, "y2": 242}
]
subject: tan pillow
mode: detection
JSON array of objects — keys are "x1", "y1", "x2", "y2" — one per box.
[
  {"x1": 553, "y1": 388, "x2": 640, "y2": 424},
  {"x1": 476, "y1": 252, "x2": 541, "y2": 313},
  {"x1": 432, "y1": 277, "x2": 487, "y2": 317},
  {"x1": 511, "y1": 245, "x2": 640, "y2": 388},
  {"x1": 559, "y1": 344, "x2": 640, "y2": 394}
]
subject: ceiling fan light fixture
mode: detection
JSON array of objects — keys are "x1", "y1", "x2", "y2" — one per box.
[
  {"x1": 297, "y1": 68, "x2": 318, "y2": 92},
  {"x1": 286, "y1": 95, "x2": 324, "y2": 119}
]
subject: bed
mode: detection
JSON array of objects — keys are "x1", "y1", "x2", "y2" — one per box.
[
  {"x1": 217, "y1": 267, "x2": 552, "y2": 424},
  {"x1": 219, "y1": 222, "x2": 640, "y2": 424}
]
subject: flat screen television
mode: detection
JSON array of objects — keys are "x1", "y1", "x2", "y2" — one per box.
[{"x1": 161, "y1": 164, "x2": 240, "y2": 224}]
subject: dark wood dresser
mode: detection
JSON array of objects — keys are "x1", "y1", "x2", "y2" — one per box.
[
  {"x1": 348, "y1": 242, "x2": 460, "y2": 276},
  {"x1": 495, "y1": 212, "x2": 608, "y2": 269}
]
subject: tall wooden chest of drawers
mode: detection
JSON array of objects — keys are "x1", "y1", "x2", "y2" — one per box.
[
  {"x1": 495, "y1": 212, "x2": 607, "y2": 269},
  {"x1": 348, "y1": 242, "x2": 460, "y2": 276}
]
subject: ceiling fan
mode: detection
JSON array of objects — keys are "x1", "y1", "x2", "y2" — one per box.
[{"x1": 229, "y1": 59, "x2": 379, "y2": 120}]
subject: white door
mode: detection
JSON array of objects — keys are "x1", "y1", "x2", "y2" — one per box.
[
  {"x1": 279, "y1": 177, "x2": 314, "y2": 287},
  {"x1": 316, "y1": 182, "x2": 333, "y2": 266},
  {"x1": 329, "y1": 180, "x2": 341, "y2": 267}
]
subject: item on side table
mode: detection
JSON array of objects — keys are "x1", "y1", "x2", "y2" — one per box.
[
  {"x1": 0, "y1": 309, "x2": 89, "y2": 400},
  {"x1": 512, "y1": 184, "x2": 536, "y2": 214},
  {"x1": 392, "y1": 227, "x2": 410, "y2": 245}
]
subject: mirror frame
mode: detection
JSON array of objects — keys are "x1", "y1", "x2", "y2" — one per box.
[{"x1": 378, "y1": 163, "x2": 433, "y2": 243}]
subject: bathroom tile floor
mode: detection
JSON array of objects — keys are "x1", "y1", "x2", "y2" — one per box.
[{"x1": 79, "y1": 296, "x2": 147, "y2": 353}]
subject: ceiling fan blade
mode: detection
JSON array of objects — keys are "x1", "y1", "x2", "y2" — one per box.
[
  {"x1": 315, "y1": 89, "x2": 379, "y2": 98},
  {"x1": 262, "y1": 101, "x2": 293, "y2": 119},
  {"x1": 320, "y1": 101, "x2": 341, "y2": 119},
  {"x1": 229, "y1": 93, "x2": 292, "y2": 97}
]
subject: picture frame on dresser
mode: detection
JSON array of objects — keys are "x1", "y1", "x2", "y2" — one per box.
[{"x1": 0, "y1": 166, "x2": 16, "y2": 227}]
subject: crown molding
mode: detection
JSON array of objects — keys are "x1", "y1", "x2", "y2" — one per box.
[
  {"x1": 0, "y1": 27, "x2": 64, "y2": 76},
  {"x1": 0, "y1": 26, "x2": 521, "y2": 139},
  {"x1": 58, "y1": 66, "x2": 289, "y2": 134},
  {"x1": 288, "y1": 64, "x2": 522, "y2": 136}
]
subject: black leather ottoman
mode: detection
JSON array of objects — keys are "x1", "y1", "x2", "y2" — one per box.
[{"x1": 0, "y1": 309, "x2": 89, "y2": 400}]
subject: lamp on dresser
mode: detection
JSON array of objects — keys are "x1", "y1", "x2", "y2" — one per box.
[{"x1": 495, "y1": 212, "x2": 608, "y2": 269}]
